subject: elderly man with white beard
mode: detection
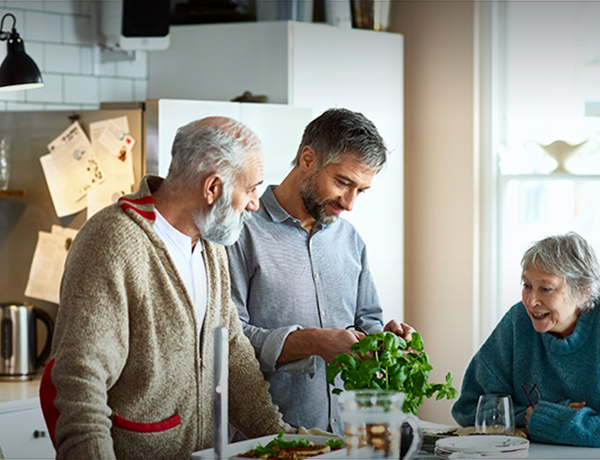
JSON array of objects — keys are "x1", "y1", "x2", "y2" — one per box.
[{"x1": 39, "y1": 117, "x2": 296, "y2": 460}]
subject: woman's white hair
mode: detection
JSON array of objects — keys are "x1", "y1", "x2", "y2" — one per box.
[{"x1": 521, "y1": 232, "x2": 600, "y2": 311}]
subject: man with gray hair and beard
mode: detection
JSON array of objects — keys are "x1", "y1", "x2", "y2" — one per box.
[
  {"x1": 40, "y1": 117, "x2": 295, "y2": 460},
  {"x1": 226, "y1": 108, "x2": 415, "y2": 435}
]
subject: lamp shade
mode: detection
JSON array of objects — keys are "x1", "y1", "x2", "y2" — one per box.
[{"x1": 0, "y1": 31, "x2": 43, "y2": 91}]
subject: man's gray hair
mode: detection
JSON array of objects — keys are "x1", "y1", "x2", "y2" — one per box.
[
  {"x1": 521, "y1": 232, "x2": 600, "y2": 311},
  {"x1": 167, "y1": 117, "x2": 261, "y2": 190},
  {"x1": 291, "y1": 108, "x2": 388, "y2": 172}
]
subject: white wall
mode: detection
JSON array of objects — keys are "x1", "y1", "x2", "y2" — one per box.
[{"x1": 0, "y1": 0, "x2": 148, "y2": 111}]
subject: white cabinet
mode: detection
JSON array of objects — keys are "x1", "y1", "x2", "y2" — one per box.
[
  {"x1": 148, "y1": 21, "x2": 404, "y2": 321},
  {"x1": 0, "y1": 398, "x2": 54, "y2": 460},
  {"x1": 144, "y1": 99, "x2": 313, "y2": 197}
]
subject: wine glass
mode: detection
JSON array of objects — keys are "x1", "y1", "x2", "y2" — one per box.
[{"x1": 475, "y1": 394, "x2": 515, "y2": 435}]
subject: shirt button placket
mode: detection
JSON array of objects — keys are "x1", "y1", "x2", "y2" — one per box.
[{"x1": 309, "y1": 239, "x2": 326, "y2": 327}]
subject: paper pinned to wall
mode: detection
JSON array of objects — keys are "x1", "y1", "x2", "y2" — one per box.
[
  {"x1": 89, "y1": 117, "x2": 135, "y2": 187},
  {"x1": 24, "y1": 226, "x2": 79, "y2": 304},
  {"x1": 41, "y1": 117, "x2": 137, "y2": 218},
  {"x1": 40, "y1": 154, "x2": 87, "y2": 218},
  {"x1": 48, "y1": 121, "x2": 106, "y2": 202},
  {"x1": 87, "y1": 178, "x2": 131, "y2": 220}
]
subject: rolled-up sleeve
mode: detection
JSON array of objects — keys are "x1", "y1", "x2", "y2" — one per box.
[{"x1": 243, "y1": 322, "x2": 318, "y2": 373}]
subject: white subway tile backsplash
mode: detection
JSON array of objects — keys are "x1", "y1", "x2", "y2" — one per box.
[
  {"x1": 0, "y1": 0, "x2": 148, "y2": 112},
  {"x1": 44, "y1": 0, "x2": 77, "y2": 15},
  {"x1": 24, "y1": 41, "x2": 45, "y2": 72},
  {"x1": 116, "y1": 51, "x2": 147, "y2": 79},
  {"x1": 44, "y1": 103, "x2": 81, "y2": 110},
  {"x1": 98, "y1": 58, "x2": 116, "y2": 77},
  {"x1": 99, "y1": 77, "x2": 133, "y2": 102},
  {"x1": 79, "y1": 45, "x2": 93, "y2": 75},
  {"x1": 6, "y1": 1, "x2": 44, "y2": 11},
  {"x1": 64, "y1": 74, "x2": 98, "y2": 104},
  {"x1": 62, "y1": 13, "x2": 91, "y2": 44},
  {"x1": 133, "y1": 79, "x2": 147, "y2": 102},
  {"x1": 0, "y1": 88, "x2": 25, "y2": 102},
  {"x1": 25, "y1": 73, "x2": 62, "y2": 103},
  {"x1": 77, "y1": 0, "x2": 95, "y2": 17},
  {"x1": 24, "y1": 11, "x2": 62, "y2": 42},
  {"x1": 0, "y1": 9, "x2": 25, "y2": 36},
  {"x1": 6, "y1": 102, "x2": 46, "y2": 110},
  {"x1": 45, "y1": 43, "x2": 80, "y2": 73}
]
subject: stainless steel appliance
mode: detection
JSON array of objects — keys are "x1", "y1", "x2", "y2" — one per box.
[{"x1": 0, "y1": 303, "x2": 53, "y2": 380}]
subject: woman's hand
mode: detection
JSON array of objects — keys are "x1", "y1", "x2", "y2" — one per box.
[
  {"x1": 568, "y1": 401, "x2": 587, "y2": 410},
  {"x1": 526, "y1": 401, "x2": 587, "y2": 425},
  {"x1": 525, "y1": 406, "x2": 534, "y2": 422}
]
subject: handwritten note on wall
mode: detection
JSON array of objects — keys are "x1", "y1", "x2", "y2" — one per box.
[{"x1": 41, "y1": 118, "x2": 136, "y2": 218}]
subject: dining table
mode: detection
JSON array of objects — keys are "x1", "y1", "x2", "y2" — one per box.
[
  {"x1": 191, "y1": 420, "x2": 600, "y2": 459},
  {"x1": 417, "y1": 420, "x2": 600, "y2": 459}
]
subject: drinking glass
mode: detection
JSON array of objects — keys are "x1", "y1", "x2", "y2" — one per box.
[
  {"x1": 339, "y1": 389, "x2": 403, "y2": 458},
  {"x1": 475, "y1": 394, "x2": 515, "y2": 435},
  {"x1": 0, "y1": 139, "x2": 9, "y2": 190}
]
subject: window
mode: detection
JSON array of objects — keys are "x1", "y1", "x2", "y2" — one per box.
[{"x1": 480, "y1": 1, "x2": 600, "y2": 340}]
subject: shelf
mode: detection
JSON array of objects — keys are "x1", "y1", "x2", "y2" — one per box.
[{"x1": 0, "y1": 189, "x2": 26, "y2": 198}]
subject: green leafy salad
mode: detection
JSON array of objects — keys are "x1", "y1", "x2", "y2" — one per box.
[{"x1": 235, "y1": 431, "x2": 344, "y2": 459}]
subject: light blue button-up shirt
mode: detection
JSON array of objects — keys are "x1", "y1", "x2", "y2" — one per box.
[{"x1": 226, "y1": 185, "x2": 383, "y2": 435}]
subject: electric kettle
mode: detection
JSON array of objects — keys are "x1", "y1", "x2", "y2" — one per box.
[{"x1": 0, "y1": 303, "x2": 54, "y2": 380}]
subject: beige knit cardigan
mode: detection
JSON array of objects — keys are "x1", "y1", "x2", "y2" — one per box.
[{"x1": 45, "y1": 176, "x2": 293, "y2": 460}]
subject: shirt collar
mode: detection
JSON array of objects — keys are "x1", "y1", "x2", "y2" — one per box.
[
  {"x1": 260, "y1": 185, "x2": 294, "y2": 223},
  {"x1": 260, "y1": 185, "x2": 328, "y2": 233},
  {"x1": 154, "y1": 208, "x2": 202, "y2": 257}
]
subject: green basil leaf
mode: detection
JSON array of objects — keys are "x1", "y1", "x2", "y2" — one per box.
[
  {"x1": 326, "y1": 439, "x2": 344, "y2": 449},
  {"x1": 408, "y1": 333, "x2": 425, "y2": 352},
  {"x1": 326, "y1": 364, "x2": 343, "y2": 384},
  {"x1": 342, "y1": 369, "x2": 361, "y2": 386},
  {"x1": 358, "y1": 336, "x2": 379, "y2": 356},
  {"x1": 256, "y1": 443, "x2": 278, "y2": 455},
  {"x1": 379, "y1": 351, "x2": 395, "y2": 368},
  {"x1": 341, "y1": 354, "x2": 357, "y2": 368}
]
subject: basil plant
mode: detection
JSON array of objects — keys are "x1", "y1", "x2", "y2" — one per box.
[{"x1": 326, "y1": 331, "x2": 458, "y2": 415}]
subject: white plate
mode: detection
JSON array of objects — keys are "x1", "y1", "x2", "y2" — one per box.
[
  {"x1": 435, "y1": 436, "x2": 530, "y2": 454},
  {"x1": 434, "y1": 448, "x2": 529, "y2": 459},
  {"x1": 192, "y1": 434, "x2": 346, "y2": 459}
]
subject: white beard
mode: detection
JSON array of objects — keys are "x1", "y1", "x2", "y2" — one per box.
[{"x1": 194, "y1": 192, "x2": 251, "y2": 246}]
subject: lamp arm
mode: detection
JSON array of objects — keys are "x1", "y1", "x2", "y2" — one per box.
[{"x1": 0, "y1": 13, "x2": 16, "y2": 41}]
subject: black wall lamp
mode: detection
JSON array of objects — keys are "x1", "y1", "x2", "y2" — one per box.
[{"x1": 0, "y1": 13, "x2": 44, "y2": 92}]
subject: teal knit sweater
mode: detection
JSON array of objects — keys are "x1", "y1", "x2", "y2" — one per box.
[{"x1": 451, "y1": 301, "x2": 600, "y2": 447}]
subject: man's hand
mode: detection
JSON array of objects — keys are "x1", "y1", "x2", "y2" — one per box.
[
  {"x1": 318, "y1": 328, "x2": 365, "y2": 363},
  {"x1": 384, "y1": 320, "x2": 416, "y2": 342},
  {"x1": 277, "y1": 328, "x2": 365, "y2": 364}
]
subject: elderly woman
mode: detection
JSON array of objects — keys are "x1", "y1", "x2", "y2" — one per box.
[{"x1": 452, "y1": 232, "x2": 600, "y2": 446}]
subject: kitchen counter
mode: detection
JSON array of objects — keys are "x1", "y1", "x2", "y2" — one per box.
[{"x1": 0, "y1": 376, "x2": 41, "y2": 404}]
